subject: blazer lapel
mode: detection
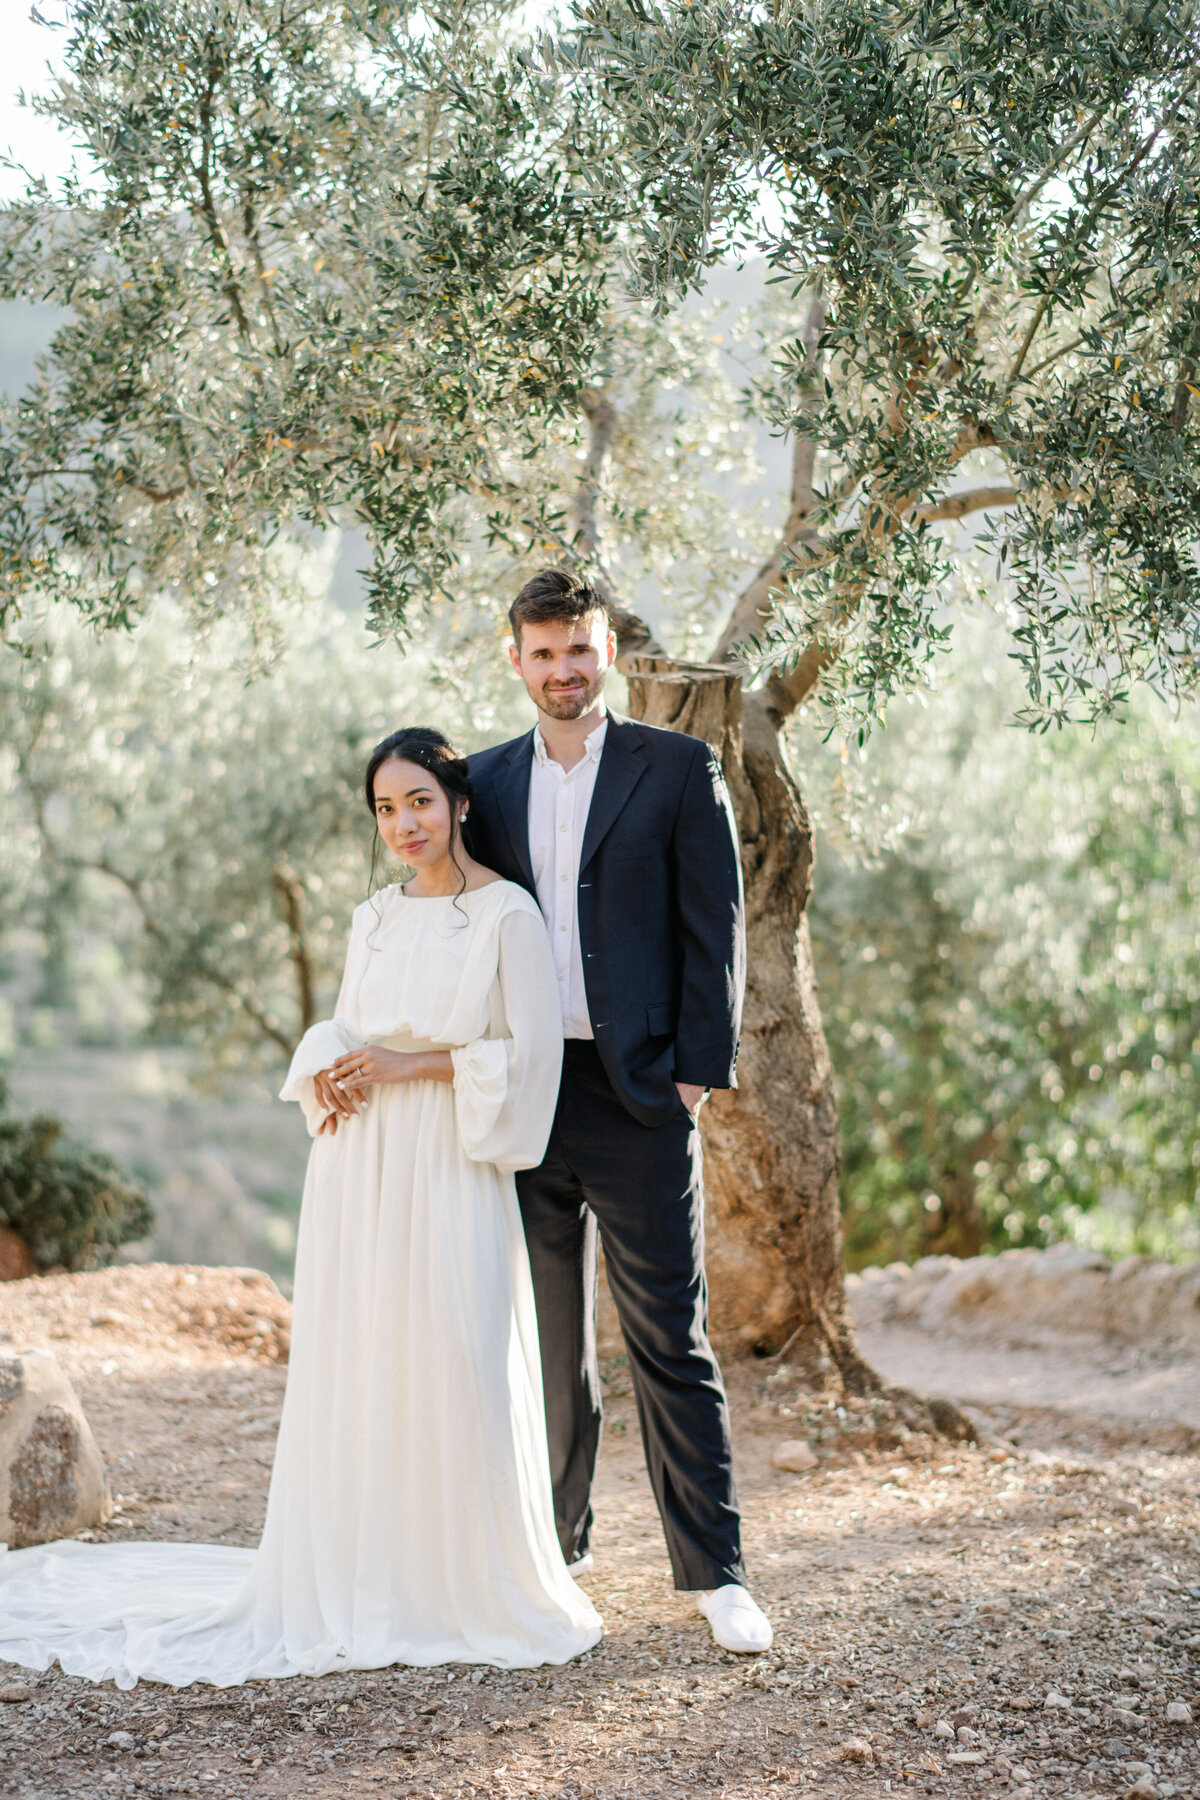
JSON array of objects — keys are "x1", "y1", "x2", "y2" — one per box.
[
  {"x1": 581, "y1": 715, "x2": 647, "y2": 872},
  {"x1": 492, "y1": 733, "x2": 536, "y2": 890}
]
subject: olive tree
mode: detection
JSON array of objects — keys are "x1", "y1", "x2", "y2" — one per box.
[
  {"x1": 1, "y1": 593, "x2": 420, "y2": 1071},
  {"x1": 550, "y1": 0, "x2": 1200, "y2": 1376},
  {"x1": 804, "y1": 623, "x2": 1200, "y2": 1268},
  {"x1": 5, "y1": 0, "x2": 1200, "y2": 1387}
]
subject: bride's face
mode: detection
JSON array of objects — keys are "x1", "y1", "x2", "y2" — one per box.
[{"x1": 372, "y1": 758, "x2": 460, "y2": 869}]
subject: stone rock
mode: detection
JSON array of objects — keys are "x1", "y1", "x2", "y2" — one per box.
[
  {"x1": 1044, "y1": 1690, "x2": 1072, "y2": 1709},
  {"x1": 1123, "y1": 1777, "x2": 1158, "y2": 1800},
  {"x1": 1165, "y1": 1701, "x2": 1192, "y2": 1724},
  {"x1": 956, "y1": 1726, "x2": 980, "y2": 1745},
  {"x1": 0, "y1": 1683, "x2": 33, "y2": 1703},
  {"x1": 847, "y1": 1244, "x2": 1200, "y2": 1349},
  {"x1": 772, "y1": 1439, "x2": 819, "y2": 1473},
  {"x1": 933, "y1": 1720, "x2": 955, "y2": 1738},
  {"x1": 831, "y1": 1737, "x2": 875, "y2": 1765},
  {"x1": 106, "y1": 1731, "x2": 137, "y2": 1751},
  {"x1": 0, "y1": 1349, "x2": 112, "y2": 1547}
]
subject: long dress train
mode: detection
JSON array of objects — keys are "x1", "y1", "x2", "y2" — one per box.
[{"x1": 0, "y1": 879, "x2": 601, "y2": 1686}]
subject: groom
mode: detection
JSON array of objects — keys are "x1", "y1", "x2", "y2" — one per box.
[{"x1": 467, "y1": 568, "x2": 772, "y2": 1655}]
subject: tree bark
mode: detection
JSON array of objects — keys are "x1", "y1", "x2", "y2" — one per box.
[{"x1": 623, "y1": 655, "x2": 875, "y2": 1391}]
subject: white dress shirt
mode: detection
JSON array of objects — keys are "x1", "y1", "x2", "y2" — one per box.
[{"x1": 527, "y1": 716, "x2": 608, "y2": 1039}]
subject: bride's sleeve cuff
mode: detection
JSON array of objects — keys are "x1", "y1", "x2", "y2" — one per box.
[
  {"x1": 280, "y1": 1018, "x2": 365, "y2": 1136},
  {"x1": 450, "y1": 1038, "x2": 511, "y2": 1163}
]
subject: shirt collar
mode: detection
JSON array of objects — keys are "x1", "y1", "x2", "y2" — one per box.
[{"x1": 532, "y1": 715, "x2": 609, "y2": 768}]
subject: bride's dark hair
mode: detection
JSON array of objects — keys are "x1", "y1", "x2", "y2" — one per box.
[{"x1": 364, "y1": 727, "x2": 474, "y2": 915}]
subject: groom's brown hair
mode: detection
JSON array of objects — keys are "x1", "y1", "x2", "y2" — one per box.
[{"x1": 509, "y1": 567, "x2": 609, "y2": 643}]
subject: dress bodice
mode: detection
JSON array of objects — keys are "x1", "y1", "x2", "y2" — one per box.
[
  {"x1": 280, "y1": 879, "x2": 563, "y2": 1172},
  {"x1": 335, "y1": 880, "x2": 531, "y2": 1050}
]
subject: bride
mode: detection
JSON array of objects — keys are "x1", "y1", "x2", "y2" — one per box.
[{"x1": 0, "y1": 727, "x2": 601, "y2": 1686}]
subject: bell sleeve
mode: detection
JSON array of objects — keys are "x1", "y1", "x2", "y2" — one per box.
[
  {"x1": 278, "y1": 907, "x2": 367, "y2": 1137},
  {"x1": 450, "y1": 901, "x2": 563, "y2": 1173}
]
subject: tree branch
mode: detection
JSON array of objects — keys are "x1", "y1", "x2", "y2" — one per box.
[
  {"x1": 1006, "y1": 72, "x2": 1200, "y2": 388},
  {"x1": 21, "y1": 764, "x2": 296, "y2": 1058},
  {"x1": 272, "y1": 865, "x2": 316, "y2": 1034},
  {"x1": 129, "y1": 477, "x2": 193, "y2": 504},
  {"x1": 909, "y1": 484, "x2": 1018, "y2": 524},
  {"x1": 754, "y1": 423, "x2": 1009, "y2": 720},
  {"x1": 1172, "y1": 356, "x2": 1196, "y2": 432},
  {"x1": 760, "y1": 630, "x2": 842, "y2": 721},
  {"x1": 240, "y1": 193, "x2": 285, "y2": 355},
  {"x1": 713, "y1": 289, "x2": 827, "y2": 661},
  {"x1": 552, "y1": 387, "x2": 666, "y2": 661},
  {"x1": 192, "y1": 49, "x2": 253, "y2": 342},
  {"x1": 742, "y1": 411, "x2": 1006, "y2": 720},
  {"x1": 1026, "y1": 336, "x2": 1083, "y2": 380},
  {"x1": 1003, "y1": 103, "x2": 1109, "y2": 222},
  {"x1": 573, "y1": 385, "x2": 616, "y2": 566}
]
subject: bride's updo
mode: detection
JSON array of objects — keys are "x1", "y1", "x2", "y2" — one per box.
[{"x1": 363, "y1": 726, "x2": 473, "y2": 823}]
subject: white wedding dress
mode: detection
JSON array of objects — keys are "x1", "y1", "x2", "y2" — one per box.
[{"x1": 0, "y1": 879, "x2": 601, "y2": 1687}]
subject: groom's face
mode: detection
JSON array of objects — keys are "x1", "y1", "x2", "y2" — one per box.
[{"x1": 509, "y1": 613, "x2": 616, "y2": 722}]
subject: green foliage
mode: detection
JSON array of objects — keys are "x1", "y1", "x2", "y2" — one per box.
[
  {"x1": 0, "y1": 586, "x2": 535, "y2": 1071},
  {"x1": 568, "y1": 0, "x2": 1200, "y2": 726},
  {"x1": 0, "y1": 0, "x2": 612, "y2": 633},
  {"x1": 805, "y1": 620, "x2": 1200, "y2": 1264},
  {"x1": 0, "y1": 1076, "x2": 152, "y2": 1271}
]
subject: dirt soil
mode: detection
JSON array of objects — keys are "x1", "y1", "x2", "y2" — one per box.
[{"x1": 2, "y1": 1264, "x2": 1199, "y2": 1800}]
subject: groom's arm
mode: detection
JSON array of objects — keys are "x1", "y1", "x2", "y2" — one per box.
[{"x1": 669, "y1": 741, "x2": 746, "y2": 1090}]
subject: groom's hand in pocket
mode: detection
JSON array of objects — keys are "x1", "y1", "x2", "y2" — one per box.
[{"x1": 675, "y1": 1081, "x2": 708, "y2": 1119}]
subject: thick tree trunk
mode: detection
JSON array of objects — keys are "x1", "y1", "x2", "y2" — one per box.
[{"x1": 624, "y1": 656, "x2": 875, "y2": 1392}]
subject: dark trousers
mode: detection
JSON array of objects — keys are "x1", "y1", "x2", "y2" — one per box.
[{"x1": 516, "y1": 1039, "x2": 745, "y2": 1592}]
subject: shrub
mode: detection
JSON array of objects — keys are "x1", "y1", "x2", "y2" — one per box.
[{"x1": 0, "y1": 1079, "x2": 153, "y2": 1272}]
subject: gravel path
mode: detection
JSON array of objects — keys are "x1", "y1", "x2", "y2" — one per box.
[{"x1": 1, "y1": 1266, "x2": 1198, "y2": 1800}]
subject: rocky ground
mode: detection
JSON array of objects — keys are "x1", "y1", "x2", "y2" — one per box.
[{"x1": 1, "y1": 1264, "x2": 1199, "y2": 1800}]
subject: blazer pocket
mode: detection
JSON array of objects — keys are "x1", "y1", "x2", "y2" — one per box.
[{"x1": 646, "y1": 1004, "x2": 675, "y2": 1037}]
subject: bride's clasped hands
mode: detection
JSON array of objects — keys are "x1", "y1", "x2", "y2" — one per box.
[{"x1": 315, "y1": 1043, "x2": 454, "y2": 1130}]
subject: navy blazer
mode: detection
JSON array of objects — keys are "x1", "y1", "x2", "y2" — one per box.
[{"x1": 466, "y1": 713, "x2": 746, "y2": 1127}]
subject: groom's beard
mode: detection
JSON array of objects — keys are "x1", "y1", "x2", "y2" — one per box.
[{"x1": 532, "y1": 673, "x2": 606, "y2": 720}]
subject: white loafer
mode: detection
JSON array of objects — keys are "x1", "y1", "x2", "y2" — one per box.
[
  {"x1": 697, "y1": 1584, "x2": 773, "y2": 1653},
  {"x1": 567, "y1": 1552, "x2": 594, "y2": 1578}
]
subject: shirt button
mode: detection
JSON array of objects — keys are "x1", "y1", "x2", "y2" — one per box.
[{"x1": 559, "y1": 922, "x2": 567, "y2": 931}]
